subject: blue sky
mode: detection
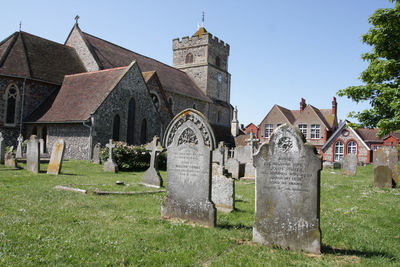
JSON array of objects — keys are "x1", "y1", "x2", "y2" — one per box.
[{"x1": 0, "y1": 1, "x2": 395, "y2": 127}]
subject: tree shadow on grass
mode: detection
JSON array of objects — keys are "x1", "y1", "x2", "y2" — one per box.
[
  {"x1": 218, "y1": 223, "x2": 252, "y2": 230},
  {"x1": 322, "y1": 245, "x2": 397, "y2": 261}
]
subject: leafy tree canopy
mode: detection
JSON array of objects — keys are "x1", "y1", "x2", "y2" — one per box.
[{"x1": 337, "y1": 0, "x2": 400, "y2": 136}]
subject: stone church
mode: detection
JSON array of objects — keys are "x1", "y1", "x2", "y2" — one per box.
[{"x1": 0, "y1": 22, "x2": 233, "y2": 159}]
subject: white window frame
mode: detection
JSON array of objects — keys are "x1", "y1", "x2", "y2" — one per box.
[
  {"x1": 334, "y1": 141, "x2": 344, "y2": 161},
  {"x1": 298, "y1": 124, "x2": 307, "y2": 137},
  {"x1": 311, "y1": 124, "x2": 320, "y2": 139},
  {"x1": 264, "y1": 124, "x2": 273, "y2": 138},
  {"x1": 347, "y1": 141, "x2": 357, "y2": 154}
]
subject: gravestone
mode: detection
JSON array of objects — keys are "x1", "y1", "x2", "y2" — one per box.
[
  {"x1": 374, "y1": 146, "x2": 398, "y2": 187},
  {"x1": 161, "y1": 108, "x2": 216, "y2": 227},
  {"x1": 104, "y1": 139, "x2": 118, "y2": 173},
  {"x1": 253, "y1": 124, "x2": 321, "y2": 254},
  {"x1": 16, "y1": 134, "x2": 23, "y2": 158},
  {"x1": 226, "y1": 157, "x2": 240, "y2": 179},
  {"x1": 27, "y1": 135, "x2": 40, "y2": 173},
  {"x1": 5, "y1": 146, "x2": 17, "y2": 168},
  {"x1": 211, "y1": 163, "x2": 235, "y2": 213},
  {"x1": 47, "y1": 139, "x2": 65, "y2": 175},
  {"x1": 342, "y1": 153, "x2": 357, "y2": 176},
  {"x1": 39, "y1": 138, "x2": 44, "y2": 155},
  {"x1": 91, "y1": 143, "x2": 101, "y2": 164},
  {"x1": 141, "y1": 136, "x2": 164, "y2": 188},
  {"x1": 212, "y1": 141, "x2": 226, "y2": 166},
  {"x1": 0, "y1": 132, "x2": 4, "y2": 164},
  {"x1": 333, "y1": 162, "x2": 341, "y2": 169},
  {"x1": 374, "y1": 166, "x2": 393, "y2": 188}
]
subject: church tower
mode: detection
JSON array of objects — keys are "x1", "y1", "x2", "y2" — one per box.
[{"x1": 172, "y1": 27, "x2": 231, "y2": 104}]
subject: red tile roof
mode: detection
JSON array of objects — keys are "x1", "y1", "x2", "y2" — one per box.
[
  {"x1": 78, "y1": 29, "x2": 211, "y2": 103},
  {"x1": 356, "y1": 128, "x2": 381, "y2": 142},
  {"x1": 0, "y1": 31, "x2": 86, "y2": 84}
]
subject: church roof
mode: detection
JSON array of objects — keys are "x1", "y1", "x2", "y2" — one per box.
[
  {"x1": 74, "y1": 27, "x2": 211, "y2": 103},
  {"x1": 0, "y1": 31, "x2": 86, "y2": 84},
  {"x1": 28, "y1": 64, "x2": 131, "y2": 123},
  {"x1": 192, "y1": 27, "x2": 208, "y2": 38}
]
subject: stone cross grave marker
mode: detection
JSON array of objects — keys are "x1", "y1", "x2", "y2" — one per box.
[
  {"x1": 5, "y1": 146, "x2": 17, "y2": 168},
  {"x1": 16, "y1": 134, "x2": 23, "y2": 158},
  {"x1": 47, "y1": 139, "x2": 65, "y2": 175},
  {"x1": 0, "y1": 132, "x2": 4, "y2": 164},
  {"x1": 104, "y1": 139, "x2": 118, "y2": 173},
  {"x1": 246, "y1": 132, "x2": 259, "y2": 152},
  {"x1": 211, "y1": 162, "x2": 235, "y2": 213},
  {"x1": 253, "y1": 124, "x2": 322, "y2": 254},
  {"x1": 27, "y1": 135, "x2": 40, "y2": 173},
  {"x1": 141, "y1": 136, "x2": 164, "y2": 188},
  {"x1": 161, "y1": 108, "x2": 217, "y2": 227},
  {"x1": 91, "y1": 143, "x2": 101, "y2": 164},
  {"x1": 342, "y1": 153, "x2": 357, "y2": 176},
  {"x1": 229, "y1": 147, "x2": 235, "y2": 158},
  {"x1": 374, "y1": 146, "x2": 398, "y2": 188}
]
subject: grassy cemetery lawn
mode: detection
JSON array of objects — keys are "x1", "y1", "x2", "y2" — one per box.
[{"x1": 0, "y1": 161, "x2": 399, "y2": 265}]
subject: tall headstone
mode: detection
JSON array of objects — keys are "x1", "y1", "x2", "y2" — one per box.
[
  {"x1": 161, "y1": 109, "x2": 217, "y2": 227},
  {"x1": 253, "y1": 124, "x2": 321, "y2": 254},
  {"x1": 212, "y1": 141, "x2": 226, "y2": 166},
  {"x1": 104, "y1": 139, "x2": 118, "y2": 173},
  {"x1": 47, "y1": 139, "x2": 65, "y2": 175},
  {"x1": 141, "y1": 136, "x2": 164, "y2": 188},
  {"x1": 342, "y1": 153, "x2": 357, "y2": 176},
  {"x1": 16, "y1": 134, "x2": 23, "y2": 158},
  {"x1": 374, "y1": 146, "x2": 398, "y2": 188},
  {"x1": 0, "y1": 132, "x2": 4, "y2": 164},
  {"x1": 211, "y1": 163, "x2": 235, "y2": 213},
  {"x1": 226, "y1": 157, "x2": 240, "y2": 179},
  {"x1": 27, "y1": 135, "x2": 40, "y2": 173},
  {"x1": 91, "y1": 143, "x2": 101, "y2": 164},
  {"x1": 39, "y1": 138, "x2": 45, "y2": 155}
]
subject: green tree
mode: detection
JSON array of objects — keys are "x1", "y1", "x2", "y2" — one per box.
[{"x1": 337, "y1": 0, "x2": 400, "y2": 136}]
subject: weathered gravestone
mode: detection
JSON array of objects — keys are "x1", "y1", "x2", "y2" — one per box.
[
  {"x1": 104, "y1": 139, "x2": 118, "y2": 173},
  {"x1": 211, "y1": 163, "x2": 235, "y2": 213},
  {"x1": 212, "y1": 141, "x2": 226, "y2": 166},
  {"x1": 226, "y1": 157, "x2": 240, "y2": 179},
  {"x1": 0, "y1": 132, "x2": 4, "y2": 164},
  {"x1": 333, "y1": 162, "x2": 341, "y2": 169},
  {"x1": 161, "y1": 109, "x2": 217, "y2": 227},
  {"x1": 253, "y1": 124, "x2": 322, "y2": 254},
  {"x1": 39, "y1": 138, "x2": 45, "y2": 155},
  {"x1": 27, "y1": 135, "x2": 40, "y2": 173},
  {"x1": 16, "y1": 134, "x2": 23, "y2": 158},
  {"x1": 47, "y1": 139, "x2": 65, "y2": 175},
  {"x1": 91, "y1": 143, "x2": 101, "y2": 164},
  {"x1": 141, "y1": 136, "x2": 164, "y2": 188},
  {"x1": 342, "y1": 153, "x2": 357, "y2": 176},
  {"x1": 374, "y1": 146, "x2": 398, "y2": 188},
  {"x1": 5, "y1": 146, "x2": 17, "y2": 168}
]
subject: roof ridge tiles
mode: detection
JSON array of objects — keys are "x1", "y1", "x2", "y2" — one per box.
[{"x1": 65, "y1": 65, "x2": 129, "y2": 77}]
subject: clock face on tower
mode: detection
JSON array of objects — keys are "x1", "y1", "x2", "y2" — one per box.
[{"x1": 217, "y1": 73, "x2": 222, "y2": 84}]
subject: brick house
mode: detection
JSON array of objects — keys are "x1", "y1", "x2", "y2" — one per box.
[
  {"x1": 258, "y1": 97, "x2": 338, "y2": 153},
  {"x1": 244, "y1": 123, "x2": 259, "y2": 138}
]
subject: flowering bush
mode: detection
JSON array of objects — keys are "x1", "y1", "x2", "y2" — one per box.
[{"x1": 100, "y1": 142, "x2": 167, "y2": 171}]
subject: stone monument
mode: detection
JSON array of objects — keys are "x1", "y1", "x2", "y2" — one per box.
[
  {"x1": 16, "y1": 134, "x2": 23, "y2": 158},
  {"x1": 104, "y1": 139, "x2": 118, "y2": 173},
  {"x1": 211, "y1": 163, "x2": 235, "y2": 213},
  {"x1": 226, "y1": 157, "x2": 240, "y2": 179},
  {"x1": 161, "y1": 109, "x2": 217, "y2": 227},
  {"x1": 47, "y1": 139, "x2": 65, "y2": 175},
  {"x1": 374, "y1": 146, "x2": 398, "y2": 188},
  {"x1": 342, "y1": 153, "x2": 357, "y2": 176},
  {"x1": 4, "y1": 146, "x2": 17, "y2": 168},
  {"x1": 27, "y1": 135, "x2": 40, "y2": 173},
  {"x1": 91, "y1": 143, "x2": 101, "y2": 164},
  {"x1": 39, "y1": 138, "x2": 45, "y2": 155},
  {"x1": 141, "y1": 136, "x2": 164, "y2": 188},
  {"x1": 253, "y1": 124, "x2": 322, "y2": 254}
]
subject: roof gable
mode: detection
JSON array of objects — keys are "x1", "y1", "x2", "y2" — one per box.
[
  {"x1": 260, "y1": 105, "x2": 294, "y2": 125},
  {"x1": 296, "y1": 105, "x2": 331, "y2": 130}
]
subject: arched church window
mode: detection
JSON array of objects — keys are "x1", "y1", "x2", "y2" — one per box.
[
  {"x1": 215, "y1": 56, "x2": 221, "y2": 67},
  {"x1": 185, "y1": 53, "x2": 194, "y2": 64},
  {"x1": 150, "y1": 93, "x2": 160, "y2": 111},
  {"x1": 113, "y1": 114, "x2": 120, "y2": 141},
  {"x1": 168, "y1": 97, "x2": 174, "y2": 114},
  {"x1": 127, "y1": 98, "x2": 136, "y2": 144},
  {"x1": 4, "y1": 84, "x2": 19, "y2": 125},
  {"x1": 217, "y1": 111, "x2": 222, "y2": 123},
  {"x1": 140, "y1": 119, "x2": 147, "y2": 144}
]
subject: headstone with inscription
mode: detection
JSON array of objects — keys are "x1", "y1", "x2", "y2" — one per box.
[
  {"x1": 161, "y1": 108, "x2": 217, "y2": 227},
  {"x1": 374, "y1": 166, "x2": 393, "y2": 188},
  {"x1": 47, "y1": 139, "x2": 65, "y2": 175},
  {"x1": 0, "y1": 132, "x2": 4, "y2": 164},
  {"x1": 4, "y1": 146, "x2": 17, "y2": 168},
  {"x1": 374, "y1": 146, "x2": 398, "y2": 187},
  {"x1": 91, "y1": 143, "x2": 101, "y2": 164},
  {"x1": 104, "y1": 139, "x2": 118, "y2": 173},
  {"x1": 226, "y1": 157, "x2": 240, "y2": 179},
  {"x1": 211, "y1": 163, "x2": 235, "y2": 213},
  {"x1": 27, "y1": 135, "x2": 40, "y2": 173},
  {"x1": 342, "y1": 153, "x2": 357, "y2": 176},
  {"x1": 253, "y1": 124, "x2": 321, "y2": 254},
  {"x1": 16, "y1": 134, "x2": 23, "y2": 158},
  {"x1": 141, "y1": 136, "x2": 164, "y2": 188}
]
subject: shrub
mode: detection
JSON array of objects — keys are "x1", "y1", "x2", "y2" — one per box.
[{"x1": 100, "y1": 142, "x2": 150, "y2": 171}]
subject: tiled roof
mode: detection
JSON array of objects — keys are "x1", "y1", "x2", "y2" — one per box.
[
  {"x1": 356, "y1": 128, "x2": 381, "y2": 142},
  {"x1": 79, "y1": 29, "x2": 211, "y2": 103},
  {"x1": 276, "y1": 105, "x2": 297, "y2": 124},
  {"x1": 309, "y1": 105, "x2": 332, "y2": 131},
  {"x1": 28, "y1": 65, "x2": 129, "y2": 122},
  {"x1": 0, "y1": 31, "x2": 86, "y2": 84}
]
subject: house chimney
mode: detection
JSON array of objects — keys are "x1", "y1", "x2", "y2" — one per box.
[
  {"x1": 300, "y1": 98, "x2": 306, "y2": 112},
  {"x1": 332, "y1": 96, "x2": 337, "y2": 115}
]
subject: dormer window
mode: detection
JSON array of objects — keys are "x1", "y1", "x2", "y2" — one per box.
[{"x1": 185, "y1": 53, "x2": 194, "y2": 64}]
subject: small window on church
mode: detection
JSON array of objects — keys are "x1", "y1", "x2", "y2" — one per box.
[
  {"x1": 185, "y1": 53, "x2": 194, "y2": 64},
  {"x1": 150, "y1": 93, "x2": 160, "y2": 111},
  {"x1": 217, "y1": 111, "x2": 222, "y2": 123},
  {"x1": 168, "y1": 97, "x2": 174, "y2": 114},
  {"x1": 193, "y1": 104, "x2": 196, "y2": 110},
  {"x1": 4, "y1": 84, "x2": 19, "y2": 126},
  {"x1": 113, "y1": 114, "x2": 120, "y2": 141},
  {"x1": 215, "y1": 56, "x2": 221, "y2": 67},
  {"x1": 140, "y1": 119, "x2": 147, "y2": 144}
]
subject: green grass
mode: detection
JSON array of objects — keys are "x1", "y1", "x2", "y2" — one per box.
[{"x1": 0, "y1": 161, "x2": 399, "y2": 266}]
